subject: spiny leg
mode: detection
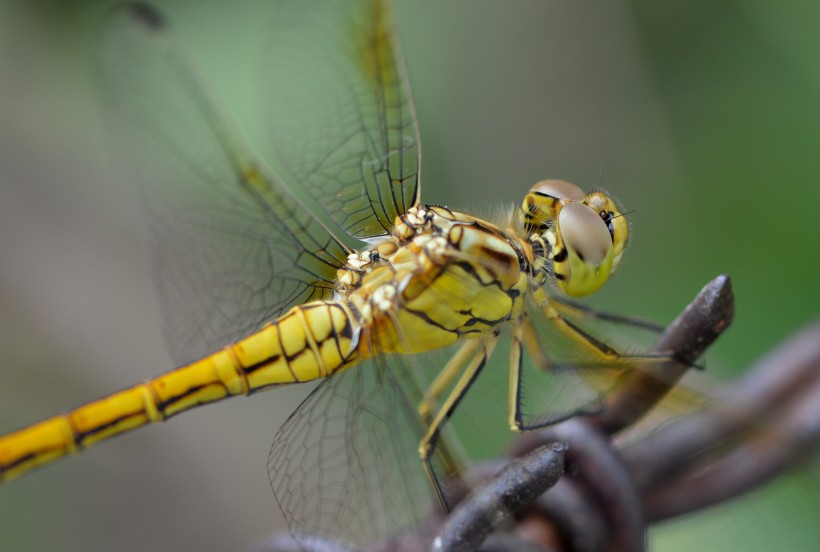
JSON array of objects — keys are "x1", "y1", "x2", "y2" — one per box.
[
  {"x1": 508, "y1": 291, "x2": 689, "y2": 433},
  {"x1": 419, "y1": 338, "x2": 497, "y2": 512},
  {"x1": 418, "y1": 339, "x2": 482, "y2": 423},
  {"x1": 382, "y1": 309, "x2": 470, "y2": 508},
  {"x1": 548, "y1": 292, "x2": 665, "y2": 333},
  {"x1": 533, "y1": 288, "x2": 677, "y2": 366},
  {"x1": 508, "y1": 320, "x2": 535, "y2": 432},
  {"x1": 508, "y1": 314, "x2": 604, "y2": 431}
]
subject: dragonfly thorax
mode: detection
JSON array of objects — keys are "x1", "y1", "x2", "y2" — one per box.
[{"x1": 340, "y1": 205, "x2": 531, "y2": 355}]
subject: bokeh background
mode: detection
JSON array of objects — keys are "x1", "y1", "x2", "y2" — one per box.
[{"x1": 0, "y1": 1, "x2": 818, "y2": 550}]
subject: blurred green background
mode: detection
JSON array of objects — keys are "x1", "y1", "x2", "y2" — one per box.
[{"x1": 0, "y1": 1, "x2": 817, "y2": 550}]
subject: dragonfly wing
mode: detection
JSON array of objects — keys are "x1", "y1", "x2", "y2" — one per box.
[
  {"x1": 263, "y1": 0, "x2": 421, "y2": 240},
  {"x1": 268, "y1": 354, "x2": 438, "y2": 550},
  {"x1": 101, "y1": 5, "x2": 349, "y2": 365}
]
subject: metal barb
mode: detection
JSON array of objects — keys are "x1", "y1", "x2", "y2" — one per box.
[{"x1": 589, "y1": 274, "x2": 734, "y2": 434}]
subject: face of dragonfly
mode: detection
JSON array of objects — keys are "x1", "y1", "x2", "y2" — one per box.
[{"x1": 519, "y1": 179, "x2": 629, "y2": 297}]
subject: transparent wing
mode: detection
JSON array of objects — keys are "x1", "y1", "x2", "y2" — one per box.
[
  {"x1": 101, "y1": 5, "x2": 349, "y2": 365},
  {"x1": 268, "y1": 354, "x2": 442, "y2": 550},
  {"x1": 263, "y1": 0, "x2": 421, "y2": 240}
]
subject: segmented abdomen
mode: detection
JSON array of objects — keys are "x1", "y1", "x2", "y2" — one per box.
[{"x1": 0, "y1": 301, "x2": 358, "y2": 482}]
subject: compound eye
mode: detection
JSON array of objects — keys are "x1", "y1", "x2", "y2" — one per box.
[
  {"x1": 559, "y1": 202, "x2": 611, "y2": 265},
  {"x1": 531, "y1": 179, "x2": 585, "y2": 201}
]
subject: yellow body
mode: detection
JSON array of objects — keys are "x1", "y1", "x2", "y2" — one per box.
[
  {"x1": 0, "y1": 302, "x2": 355, "y2": 482},
  {"x1": 0, "y1": 206, "x2": 529, "y2": 482}
]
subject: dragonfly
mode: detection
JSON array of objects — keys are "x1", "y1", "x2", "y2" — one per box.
[{"x1": 0, "y1": 1, "x2": 677, "y2": 549}]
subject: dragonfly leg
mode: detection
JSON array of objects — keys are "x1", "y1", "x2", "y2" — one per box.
[
  {"x1": 508, "y1": 316, "x2": 587, "y2": 432},
  {"x1": 548, "y1": 293, "x2": 665, "y2": 333},
  {"x1": 419, "y1": 338, "x2": 497, "y2": 512},
  {"x1": 508, "y1": 320, "x2": 539, "y2": 432},
  {"x1": 418, "y1": 340, "x2": 482, "y2": 423},
  {"x1": 507, "y1": 292, "x2": 691, "y2": 433},
  {"x1": 508, "y1": 314, "x2": 647, "y2": 433},
  {"x1": 533, "y1": 289, "x2": 675, "y2": 366}
]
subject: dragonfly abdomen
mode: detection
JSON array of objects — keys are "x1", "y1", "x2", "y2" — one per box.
[
  {"x1": 0, "y1": 301, "x2": 358, "y2": 482},
  {"x1": 236, "y1": 301, "x2": 358, "y2": 390}
]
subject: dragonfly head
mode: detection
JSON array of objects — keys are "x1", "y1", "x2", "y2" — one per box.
[{"x1": 519, "y1": 180, "x2": 628, "y2": 297}]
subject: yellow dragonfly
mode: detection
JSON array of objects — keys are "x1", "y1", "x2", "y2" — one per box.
[{"x1": 0, "y1": 1, "x2": 676, "y2": 549}]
